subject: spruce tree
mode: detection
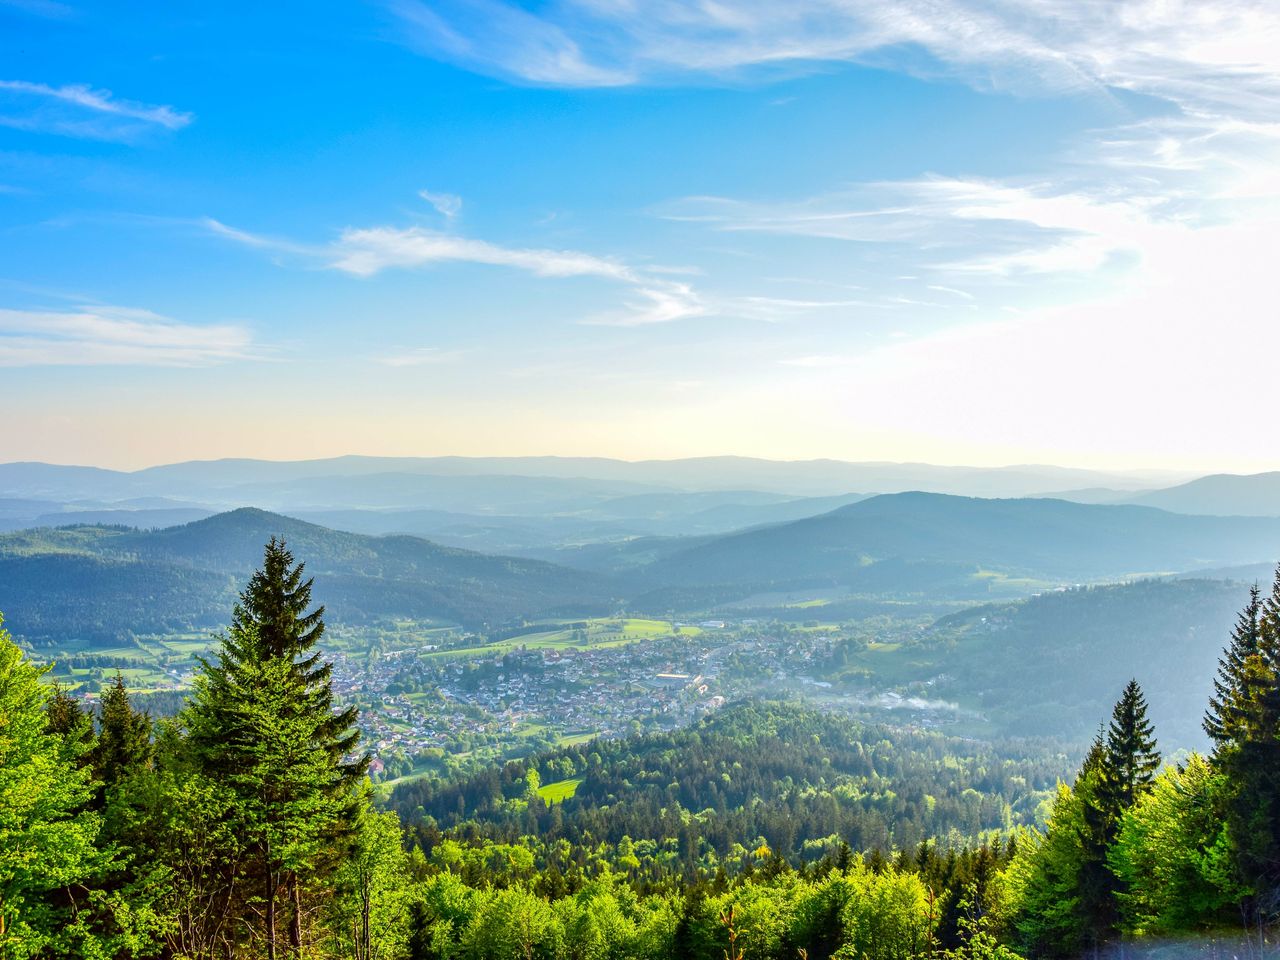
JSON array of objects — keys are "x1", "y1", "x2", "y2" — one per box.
[
  {"x1": 1104, "y1": 679, "x2": 1161, "y2": 811},
  {"x1": 230, "y1": 537, "x2": 363, "y2": 785},
  {"x1": 1204, "y1": 584, "x2": 1262, "y2": 746},
  {"x1": 1075, "y1": 734, "x2": 1118, "y2": 949},
  {"x1": 1211, "y1": 569, "x2": 1280, "y2": 913},
  {"x1": 94, "y1": 674, "x2": 153, "y2": 791},
  {"x1": 186, "y1": 539, "x2": 367, "y2": 958},
  {"x1": 45, "y1": 682, "x2": 94, "y2": 768}
]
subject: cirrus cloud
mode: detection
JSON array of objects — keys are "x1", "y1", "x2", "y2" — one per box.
[
  {"x1": 0, "y1": 79, "x2": 193, "y2": 141},
  {"x1": 204, "y1": 215, "x2": 708, "y2": 327},
  {"x1": 0, "y1": 305, "x2": 254, "y2": 366}
]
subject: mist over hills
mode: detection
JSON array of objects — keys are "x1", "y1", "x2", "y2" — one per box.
[
  {"x1": 0, "y1": 454, "x2": 1181, "y2": 503},
  {"x1": 1126, "y1": 471, "x2": 1280, "y2": 516},
  {"x1": 7, "y1": 458, "x2": 1280, "y2": 556},
  {"x1": 0, "y1": 455, "x2": 1234, "y2": 558}
]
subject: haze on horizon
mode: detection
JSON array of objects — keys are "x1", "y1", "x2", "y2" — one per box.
[{"x1": 2, "y1": 1, "x2": 1278, "y2": 473}]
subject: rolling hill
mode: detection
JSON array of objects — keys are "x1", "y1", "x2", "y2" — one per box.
[
  {"x1": 1125, "y1": 471, "x2": 1280, "y2": 516},
  {"x1": 0, "y1": 508, "x2": 617, "y2": 644},
  {"x1": 922, "y1": 577, "x2": 1250, "y2": 747},
  {"x1": 623, "y1": 492, "x2": 1280, "y2": 596}
]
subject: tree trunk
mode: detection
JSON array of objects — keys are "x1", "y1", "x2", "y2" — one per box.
[
  {"x1": 289, "y1": 873, "x2": 303, "y2": 957},
  {"x1": 265, "y1": 866, "x2": 277, "y2": 960},
  {"x1": 361, "y1": 879, "x2": 372, "y2": 960}
]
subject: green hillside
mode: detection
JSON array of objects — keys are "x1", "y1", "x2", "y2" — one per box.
[
  {"x1": 0, "y1": 508, "x2": 616, "y2": 642},
  {"x1": 392, "y1": 700, "x2": 1069, "y2": 863}
]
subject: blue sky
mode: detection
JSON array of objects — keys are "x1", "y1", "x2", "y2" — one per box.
[{"x1": 2, "y1": 1, "x2": 1278, "y2": 471}]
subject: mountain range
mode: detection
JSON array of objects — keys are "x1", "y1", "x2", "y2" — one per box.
[
  {"x1": 3, "y1": 490, "x2": 1279, "y2": 645},
  {"x1": 2, "y1": 459, "x2": 1278, "y2": 552}
]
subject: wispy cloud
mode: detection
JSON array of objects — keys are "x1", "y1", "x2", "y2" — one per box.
[
  {"x1": 328, "y1": 225, "x2": 635, "y2": 280},
  {"x1": 206, "y1": 215, "x2": 707, "y2": 326},
  {"x1": 0, "y1": 80, "x2": 193, "y2": 141},
  {"x1": 0, "y1": 305, "x2": 253, "y2": 366},
  {"x1": 664, "y1": 177, "x2": 1158, "y2": 282},
  {"x1": 384, "y1": 0, "x2": 1280, "y2": 115},
  {"x1": 419, "y1": 189, "x2": 462, "y2": 219},
  {"x1": 386, "y1": 0, "x2": 629, "y2": 86}
]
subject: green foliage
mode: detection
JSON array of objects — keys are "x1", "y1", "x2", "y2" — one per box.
[
  {"x1": 183, "y1": 537, "x2": 370, "y2": 955},
  {"x1": 330, "y1": 798, "x2": 413, "y2": 960},
  {"x1": 1204, "y1": 571, "x2": 1280, "y2": 910},
  {"x1": 395, "y1": 702, "x2": 1062, "y2": 875},
  {"x1": 10, "y1": 553, "x2": 1280, "y2": 959},
  {"x1": 1102, "y1": 679, "x2": 1160, "y2": 812},
  {"x1": 1109, "y1": 753, "x2": 1243, "y2": 932},
  {"x1": 1005, "y1": 681, "x2": 1161, "y2": 956},
  {"x1": 95, "y1": 674, "x2": 153, "y2": 791},
  {"x1": 1004, "y1": 781, "x2": 1091, "y2": 957},
  {"x1": 0, "y1": 510, "x2": 614, "y2": 642},
  {"x1": 835, "y1": 868, "x2": 933, "y2": 960},
  {"x1": 0, "y1": 615, "x2": 106, "y2": 959}
]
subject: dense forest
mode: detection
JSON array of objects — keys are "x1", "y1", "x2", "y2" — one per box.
[
  {"x1": 390, "y1": 703, "x2": 1068, "y2": 869},
  {"x1": 4, "y1": 540, "x2": 1280, "y2": 959}
]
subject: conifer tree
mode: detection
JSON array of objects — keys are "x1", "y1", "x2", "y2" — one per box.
[
  {"x1": 95, "y1": 674, "x2": 153, "y2": 791},
  {"x1": 230, "y1": 537, "x2": 363, "y2": 786},
  {"x1": 46, "y1": 682, "x2": 89, "y2": 737},
  {"x1": 1210, "y1": 570, "x2": 1280, "y2": 913},
  {"x1": 45, "y1": 682, "x2": 95, "y2": 768},
  {"x1": 186, "y1": 539, "x2": 367, "y2": 958},
  {"x1": 1204, "y1": 584, "x2": 1262, "y2": 746},
  {"x1": 1074, "y1": 735, "x2": 1118, "y2": 949},
  {"x1": 1103, "y1": 679, "x2": 1161, "y2": 811}
]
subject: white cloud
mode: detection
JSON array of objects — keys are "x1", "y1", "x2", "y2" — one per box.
[
  {"x1": 207, "y1": 216, "x2": 707, "y2": 326},
  {"x1": 0, "y1": 305, "x2": 253, "y2": 366},
  {"x1": 384, "y1": 0, "x2": 1280, "y2": 116},
  {"x1": 419, "y1": 189, "x2": 462, "y2": 218},
  {"x1": 329, "y1": 225, "x2": 636, "y2": 280},
  {"x1": 0, "y1": 80, "x2": 193, "y2": 141},
  {"x1": 386, "y1": 0, "x2": 630, "y2": 86},
  {"x1": 665, "y1": 176, "x2": 1161, "y2": 283}
]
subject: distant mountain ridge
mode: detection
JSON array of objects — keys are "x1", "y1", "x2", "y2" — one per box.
[
  {"x1": 5, "y1": 492, "x2": 1280, "y2": 644},
  {"x1": 0, "y1": 455, "x2": 1198, "y2": 553},
  {"x1": 0, "y1": 508, "x2": 616, "y2": 642},
  {"x1": 1125, "y1": 472, "x2": 1280, "y2": 517},
  {"x1": 620, "y1": 492, "x2": 1280, "y2": 594},
  {"x1": 0, "y1": 455, "x2": 1184, "y2": 502}
]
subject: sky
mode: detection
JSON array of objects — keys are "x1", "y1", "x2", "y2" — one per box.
[{"x1": 1, "y1": 0, "x2": 1278, "y2": 472}]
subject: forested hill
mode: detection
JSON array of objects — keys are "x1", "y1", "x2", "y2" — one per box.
[
  {"x1": 627, "y1": 492, "x2": 1280, "y2": 588},
  {"x1": 392, "y1": 701, "x2": 1070, "y2": 868},
  {"x1": 923, "y1": 578, "x2": 1248, "y2": 746},
  {"x1": 0, "y1": 508, "x2": 615, "y2": 641}
]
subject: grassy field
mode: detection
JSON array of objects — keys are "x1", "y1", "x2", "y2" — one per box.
[
  {"x1": 422, "y1": 617, "x2": 700, "y2": 661},
  {"x1": 537, "y1": 777, "x2": 583, "y2": 804}
]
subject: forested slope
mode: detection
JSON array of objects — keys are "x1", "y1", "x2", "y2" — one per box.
[
  {"x1": 0, "y1": 508, "x2": 616, "y2": 640},
  {"x1": 393, "y1": 701, "x2": 1070, "y2": 867}
]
